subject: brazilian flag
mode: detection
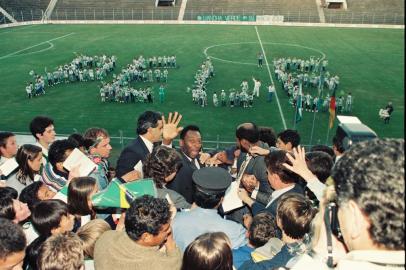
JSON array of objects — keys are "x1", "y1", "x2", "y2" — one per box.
[{"x1": 92, "y1": 178, "x2": 157, "y2": 209}]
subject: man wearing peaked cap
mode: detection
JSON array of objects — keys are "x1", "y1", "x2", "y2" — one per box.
[
  {"x1": 172, "y1": 167, "x2": 247, "y2": 251},
  {"x1": 192, "y1": 167, "x2": 232, "y2": 195}
]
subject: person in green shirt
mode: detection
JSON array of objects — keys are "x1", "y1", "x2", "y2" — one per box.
[{"x1": 159, "y1": 84, "x2": 165, "y2": 103}]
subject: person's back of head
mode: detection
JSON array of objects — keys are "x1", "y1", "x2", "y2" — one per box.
[
  {"x1": 29, "y1": 116, "x2": 54, "y2": 141},
  {"x1": 236, "y1": 122, "x2": 259, "y2": 144},
  {"x1": 77, "y1": 219, "x2": 111, "y2": 259},
  {"x1": 136, "y1": 111, "x2": 162, "y2": 135},
  {"x1": 0, "y1": 187, "x2": 18, "y2": 200},
  {"x1": 310, "y1": 145, "x2": 335, "y2": 159},
  {"x1": 265, "y1": 150, "x2": 301, "y2": 185},
  {"x1": 68, "y1": 133, "x2": 93, "y2": 152},
  {"x1": 143, "y1": 146, "x2": 182, "y2": 188},
  {"x1": 48, "y1": 139, "x2": 76, "y2": 170},
  {"x1": 332, "y1": 135, "x2": 345, "y2": 156},
  {"x1": 259, "y1": 126, "x2": 277, "y2": 148},
  {"x1": 276, "y1": 193, "x2": 317, "y2": 241},
  {"x1": 277, "y1": 129, "x2": 300, "y2": 151},
  {"x1": 124, "y1": 195, "x2": 171, "y2": 245},
  {"x1": 332, "y1": 138, "x2": 404, "y2": 251},
  {"x1": 0, "y1": 218, "x2": 26, "y2": 270},
  {"x1": 31, "y1": 199, "x2": 71, "y2": 237},
  {"x1": 181, "y1": 232, "x2": 233, "y2": 270},
  {"x1": 19, "y1": 182, "x2": 46, "y2": 211},
  {"x1": 249, "y1": 212, "x2": 279, "y2": 248},
  {"x1": 0, "y1": 196, "x2": 16, "y2": 221},
  {"x1": 37, "y1": 232, "x2": 84, "y2": 270},
  {"x1": 194, "y1": 190, "x2": 224, "y2": 209},
  {"x1": 305, "y1": 151, "x2": 334, "y2": 183}
]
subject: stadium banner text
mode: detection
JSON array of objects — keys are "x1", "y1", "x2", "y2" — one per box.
[{"x1": 197, "y1": 14, "x2": 256, "y2": 22}]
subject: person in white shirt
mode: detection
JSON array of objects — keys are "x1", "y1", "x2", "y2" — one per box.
[
  {"x1": 29, "y1": 116, "x2": 56, "y2": 165},
  {"x1": 252, "y1": 77, "x2": 262, "y2": 98}
]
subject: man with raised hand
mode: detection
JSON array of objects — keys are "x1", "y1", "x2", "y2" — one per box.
[{"x1": 116, "y1": 111, "x2": 183, "y2": 178}]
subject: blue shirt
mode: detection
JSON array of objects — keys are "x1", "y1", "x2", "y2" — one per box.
[
  {"x1": 172, "y1": 207, "x2": 247, "y2": 251},
  {"x1": 233, "y1": 245, "x2": 254, "y2": 269}
]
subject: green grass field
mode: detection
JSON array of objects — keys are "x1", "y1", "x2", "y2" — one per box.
[{"x1": 0, "y1": 24, "x2": 404, "y2": 152}]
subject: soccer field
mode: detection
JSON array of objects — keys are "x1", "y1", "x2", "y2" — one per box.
[{"x1": 0, "y1": 24, "x2": 404, "y2": 150}]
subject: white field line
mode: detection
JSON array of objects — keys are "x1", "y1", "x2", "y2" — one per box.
[
  {"x1": 0, "y1": 32, "x2": 75, "y2": 60},
  {"x1": 0, "y1": 24, "x2": 37, "y2": 36},
  {"x1": 255, "y1": 26, "x2": 287, "y2": 129}
]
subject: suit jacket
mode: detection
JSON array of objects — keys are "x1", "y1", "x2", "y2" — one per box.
[
  {"x1": 116, "y1": 136, "x2": 150, "y2": 178},
  {"x1": 252, "y1": 184, "x2": 305, "y2": 217},
  {"x1": 166, "y1": 151, "x2": 202, "y2": 204},
  {"x1": 238, "y1": 152, "x2": 273, "y2": 205}
]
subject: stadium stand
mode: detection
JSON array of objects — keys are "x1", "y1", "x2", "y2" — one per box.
[
  {"x1": 322, "y1": 0, "x2": 404, "y2": 24},
  {"x1": 0, "y1": 0, "x2": 50, "y2": 21},
  {"x1": 0, "y1": 0, "x2": 403, "y2": 24},
  {"x1": 51, "y1": 0, "x2": 181, "y2": 20},
  {"x1": 184, "y1": 0, "x2": 320, "y2": 23}
]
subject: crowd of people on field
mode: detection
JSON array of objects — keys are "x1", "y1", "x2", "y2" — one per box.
[
  {"x1": 273, "y1": 56, "x2": 353, "y2": 114},
  {"x1": 0, "y1": 111, "x2": 404, "y2": 270},
  {"x1": 25, "y1": 54, "x2": 176, "y2": 104},
  {"x1": 25, "y1": 54, "x2": 117, "y2": 98}
]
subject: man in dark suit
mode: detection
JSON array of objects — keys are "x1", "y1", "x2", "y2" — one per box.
[
  {"x1": 238, "y1": 149, "x2": 304, "y2": 217},
  {"x1": 166, "y1": 125, "x2": 203, "y2": 204},
  {"x1": 116, "y1": 111, "x2": 183, "y2": 178}
]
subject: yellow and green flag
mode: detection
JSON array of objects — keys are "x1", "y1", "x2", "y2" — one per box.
[{"x1": 92, "y1": 178, "x2": 157, "y2": 209}]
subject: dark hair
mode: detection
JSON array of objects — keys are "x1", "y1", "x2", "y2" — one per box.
[
  {"x1": 68, "y1": 133, "x2": 93, "y2": 151},
  {"x1": 15, "y1": 144, "x2": 42, "y2": 185},
  {"x1": 236, "y1": 123, "x2": 259, "y2": 144},
  {"x1": 136, "y1": 111, "x2": 162, "y2": 135},
  {"x1": 310, "y1": 144, "x2": 335, "y2": 158},
  {"x1": 0, "y1": 218, "x2": 26, "y2": 260},
  {"x1": 194, "y1": 189, "x2": 224, "y2": 209},
  {"x1": 0, "y1": 186, "x2": 18, "y2": 200},
  {"x1": 31, "y1": 199, "x2": 69, "y2": 237},
  {"x1": 68, "y1": 177, "x2": 97, "y2": 216},
  {"x1": 265, "y1": 150, "x2": 301, "y2": 184},
  {"x1": 249, "y1": 212, "x2": 278, "y2": 248},
  {"x1": 125, "y1": 195, "x2": 170, "y2": 241},
  {"x1": 276, "y1": 193, "x2": 316, "y2": 239},
  {"x1": 25, "y1": 236, "x2": 45, "y2": 270},
  {"x1": 332, "y1": 138, "x2": 404, "y2": 250},
  {"x1": 305, "y1": 151, "x2": 334, "y2": 183},
  {"x1": 48, "y1": 139, "x2": 76, "y2": 168},
  {"x1": 181, "y1": 232, "x2": 233, "y2": 270},
  {"x1": 29, "y1": 116, "x2": 54, "y2": 140},
  {"x1": 180, "y1": 125, "x2": 200, "y2": 140},
  {"x1": 0, "y1": 131, "x2": 15, "y2": 149},
  {"x1": 143, "y1": 146, "x2": 182, "y2": 188},
  {"x1": 259, "y1": 126, "x2": 277, "y2": 147},
  {"x1": 277, "y1": 129, "x2": 300, "y2": 148},
  {"x1": 332, "y1": 135, "x2": 345, "y2": 154},
  {"x1": 0, "y1": 196, "x2": 16, "y2": 220},
  {"x1": 19, "y1": 182, "x2": 44, "y2": 211}
]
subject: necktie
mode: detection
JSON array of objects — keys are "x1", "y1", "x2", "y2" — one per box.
[{"x1": 236, "y1": 154, "x2": 252, "y2": 183}]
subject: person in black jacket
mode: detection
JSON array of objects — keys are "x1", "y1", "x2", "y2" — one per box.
[{"x1": 115, "y1": 111, "x2": 183, "y2": 178}]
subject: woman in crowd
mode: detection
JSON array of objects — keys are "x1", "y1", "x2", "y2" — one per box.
[
  {"x1": 7, "y1": 144, "x2": 42, "y2": 194},
  {"x1": 68, "y1": 177, "x2": 98, "y2": 230}
]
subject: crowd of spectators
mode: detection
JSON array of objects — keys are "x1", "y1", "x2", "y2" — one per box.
[{"x1": 0, "y1": 112, "x2": 404, "y2": 270}]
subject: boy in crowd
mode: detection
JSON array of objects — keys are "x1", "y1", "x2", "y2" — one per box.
[{"x1": 29, "y1": 116, "x2": 56, "y2": 165}]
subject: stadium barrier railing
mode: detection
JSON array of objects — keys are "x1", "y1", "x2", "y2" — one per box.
[{"x1": 0, "y1": 8, "x2": 404, "y2": 26}]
